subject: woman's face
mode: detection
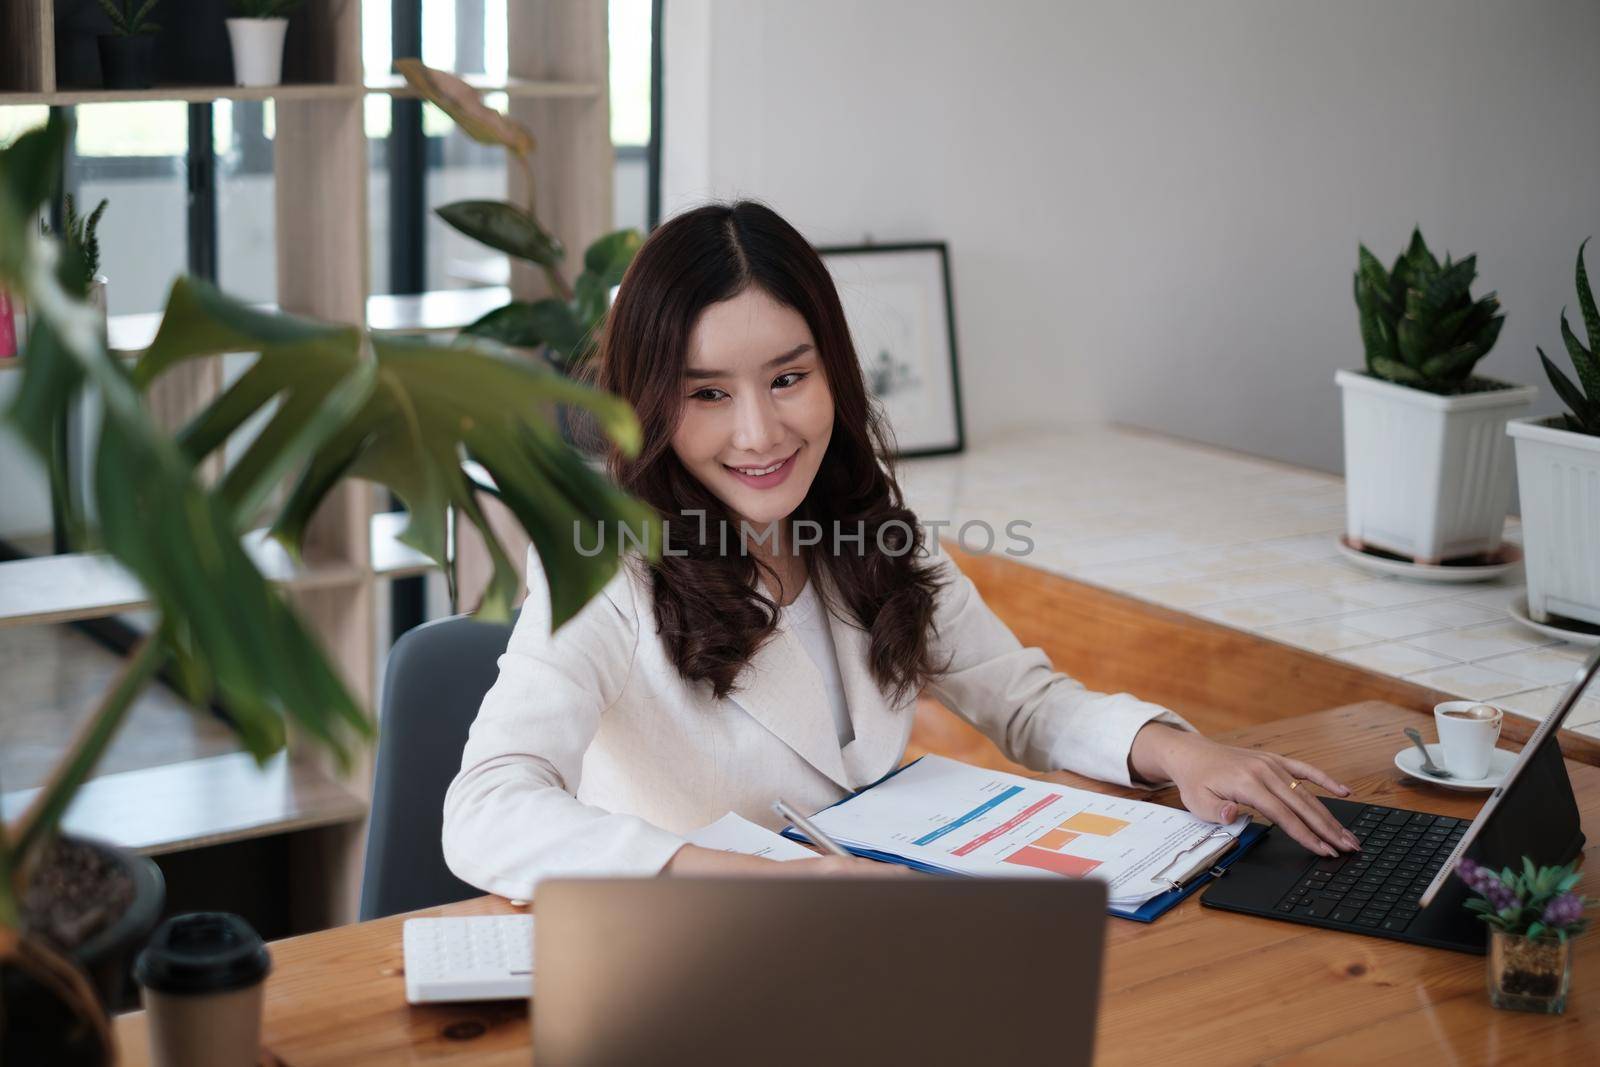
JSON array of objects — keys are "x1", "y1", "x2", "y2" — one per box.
[{"x1": 672, "y1": 286, "x2": 834, "y2": 530}]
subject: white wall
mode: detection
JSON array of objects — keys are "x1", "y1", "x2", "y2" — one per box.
[{"x1": 663, "y1": 0, "x2": 1600, "y2": 473}]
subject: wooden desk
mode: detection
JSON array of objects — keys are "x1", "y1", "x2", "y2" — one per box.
[{"x1": 115, "y1": 701, "x2": 1599, "y2": 1066}]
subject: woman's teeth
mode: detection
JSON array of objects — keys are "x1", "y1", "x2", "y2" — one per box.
[{"x1": 733, "y1": 457, "x2": 786, "y2": 476}]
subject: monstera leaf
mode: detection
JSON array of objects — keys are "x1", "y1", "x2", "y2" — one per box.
[{"x1": 136, "y1": 277, "x2": 656, "y2": 624}]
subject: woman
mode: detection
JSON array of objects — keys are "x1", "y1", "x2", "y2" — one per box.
[{"x1": 442, "y1": 202, "x2": 1359, "y2": 896}]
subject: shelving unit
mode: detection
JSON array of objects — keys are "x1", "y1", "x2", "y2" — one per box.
[{"x1": 0, "y1": 0, "x2": 616, "y2": 928}]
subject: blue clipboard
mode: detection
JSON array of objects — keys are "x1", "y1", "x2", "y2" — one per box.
[{"x1": 779, "y1": 757, "x2": 1269, "y2": 922}]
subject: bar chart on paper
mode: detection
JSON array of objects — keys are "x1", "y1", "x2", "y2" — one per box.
[
  {"x1": 1001, "y1": 810, "x2": 1130, "y2": 878},
  {"x1": 805, "y1": 755, "x2": 1246, "y2": 907}
]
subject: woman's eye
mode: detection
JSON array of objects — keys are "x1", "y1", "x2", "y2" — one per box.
[
  {"x1": 690, "y1": 387, "x2": 727, "y2": 402},
  {"x1": 773, "y1": 371, "x2": 808, "y2": 390}
]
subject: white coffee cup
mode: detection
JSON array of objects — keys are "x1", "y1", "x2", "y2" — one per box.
[{"x1": 1433, "y1": 700, "x2": 1503, "y2": 780}]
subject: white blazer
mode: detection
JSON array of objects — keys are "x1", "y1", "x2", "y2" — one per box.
[{"x1": 441, "y1": 548, "x2": 1193, "y2": 899}]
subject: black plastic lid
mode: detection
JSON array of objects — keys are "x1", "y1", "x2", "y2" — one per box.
[{"x1": 134, "y1": 912, "x2": 271, "y2": 995}]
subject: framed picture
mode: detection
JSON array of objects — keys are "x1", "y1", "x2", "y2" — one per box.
[{"x1": 819, "y1": 242, "x2": 964, "y2": 457}]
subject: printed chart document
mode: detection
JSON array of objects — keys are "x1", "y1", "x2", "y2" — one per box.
[
  {"x1": 688, "y1": 812, "x2": 817, "y2": 861},
  {"x1": 800, "y1": 756, "x2": 1248, "y2": 912}
]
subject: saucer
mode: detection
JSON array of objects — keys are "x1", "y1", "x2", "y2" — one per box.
[
  {"x1": 1394, "y1": 743, "x2": 1515, "y2": 791},
  {"x1": 1336, "y1": 536, "x2": 1522, "y2": 584},
  {"x1": 1508, "y1": 596, "x2": 1600, "y2": 649}
]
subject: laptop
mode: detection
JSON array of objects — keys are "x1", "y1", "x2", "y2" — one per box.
[
  {"x1": 533, "y1": 877, "x2": 1107, "y2": 1067},
  {"x1": 1202, "y1": 644, "x2": 1598, "y2": 953}
]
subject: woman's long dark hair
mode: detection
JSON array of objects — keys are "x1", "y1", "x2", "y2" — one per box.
[{"x1": 593, "y1": 201, "x2": 946, "y2": 703}]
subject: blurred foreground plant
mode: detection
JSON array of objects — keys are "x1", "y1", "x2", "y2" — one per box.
[{"x1": 0, "y1": 112, "x2": 657, "y2": 1053}]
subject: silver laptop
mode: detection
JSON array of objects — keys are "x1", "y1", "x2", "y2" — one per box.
[{"x1": 533, "y1": 877, "x2": 1107, "y2": 1067}]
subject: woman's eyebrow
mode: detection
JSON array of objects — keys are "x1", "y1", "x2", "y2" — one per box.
[{"x1": 684, "y1": 343, "x2": 813, "y2": 380}]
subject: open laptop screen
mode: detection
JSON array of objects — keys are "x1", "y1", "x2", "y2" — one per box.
[{"x1": 1418, "y1": 644, "x2": 1600, "y2": 908}]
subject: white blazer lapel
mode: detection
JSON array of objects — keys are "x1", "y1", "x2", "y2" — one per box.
[
  {"x1": 727, "y1": 624, "x2": 852, "y2": 790},
  {"x1": 823, "y1": 597, "x2": 906, "y2": 784}
]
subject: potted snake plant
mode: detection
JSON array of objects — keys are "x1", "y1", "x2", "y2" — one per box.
[
  {"x1": 95, "y1": 0, "x2": 162, "y2": 90},
  {"x1": 0, "y1": 113, "x2": 657, "y2": 1065},
  {"x1": 1507, "y1": 239, "x2": 1600, "y2": 627},
  {"x1": 1338, "y1": 229, "x2": 1534, "y2": 564}
]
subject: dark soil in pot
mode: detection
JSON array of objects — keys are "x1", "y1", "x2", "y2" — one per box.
[
  {"x1": 98, "y1": 34, "x2": 157, "y2": 91},
  {"x1": 1, "y1": 836, "x2": 165, "y2": 1066}
]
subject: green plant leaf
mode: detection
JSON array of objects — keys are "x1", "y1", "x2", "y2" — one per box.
[
  {"x1": 395, "y1": 58, "x2": 535, "y2": 159},
  {"x1": 435, "y1": 200, "x2": 564, "y2": 267},
  {"x1": 1540, "y1": 348, "x2": 1596, "y2": 426},
  {"x1": 1419, "y1": 343, "x2": 1484, "y2": 384},
  {"x1": 1404, "y1": 227, "x2": 1439, "y2": 276},
  {"x1": 1526, "y1": 921, "x2": 1545, "y2": 939},
  {"x1": 461, "y1": 298, "x2": 583, "y2": 356},
  {"x1": 582, "y1": 229, "x2": 642, "y2": 287},
  {"x1": 1396, "y1": 314, "x2": 1430, "y2": 370},
  {"x1": 574, "y1": 271, "x2": 609, "y2": 332},
  {"x1": 1370, "y1": 356, "x2": 1425, "y2": 386},
  {"x1": 1575, "y1": 238, "x2": 1599, "y2": 355},
  {"x1": 143, "y1": 278, "x2": 652, "y2": 623},
  {"x1": 1561, "y1": 312, "x2": 1600, "y2": 403}
]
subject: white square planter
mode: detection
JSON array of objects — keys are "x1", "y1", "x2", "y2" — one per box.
[
  {"x1": 1337, "y1": 369, "x2": 1535, "y2": 563},
  {"x1": 1508, "y1": 415, "x2": 1600, "y2": 626}
]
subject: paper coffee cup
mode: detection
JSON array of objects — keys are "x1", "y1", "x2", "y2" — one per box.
[
  {"x1": 1433, "y1": 700, "x2": 1503, "y2": 780},
  {"x1": 135, "y1": 912, "x2": 271, "y2": 1067}
]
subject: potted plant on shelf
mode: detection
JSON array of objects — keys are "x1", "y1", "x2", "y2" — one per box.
[
  {"x1": 95, "y1": 0, "x2": 162, "y2": 90},
  {"x1": 1338, "y1": 228, "x2": 1534, "y2": 565},
  {"x1": 395, "y1": 59, "x2": 642, "y2": 446},
  {"x1": 226, "y1": 0, "x2": 303, "y2": 88},
  {"x1": 1456, "y1": 857, "x2": 1594, "y2": 1014},
  {"x1": 1508, "y1": 239, "x2": 1600, "y2": 628},
  {"x1": 0, "y1": 114, "x2": 657, "y2": 1065},
  {"x1": 45, "y1": 194, "x2": 110, "y2": 317}
]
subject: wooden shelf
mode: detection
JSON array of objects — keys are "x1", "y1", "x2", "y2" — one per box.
[
  {"x1": 0, "y1": 83, "x2": 361, "y2": 108},
  {"x1": 0, "y1": 751, "x2": 366, "y2": 856},
  {"x1": 0, "y1": 76, "x2": 603, "y2": 109},
  {"x1": 1, "y1": 0, "x2": 614, "y2": 927},
  {"x1": 363, "y1": 73, "x2": 602, "y2": 99},
  {"x1": 0, "y1": 532, "x2": 363, "y2": 630}
]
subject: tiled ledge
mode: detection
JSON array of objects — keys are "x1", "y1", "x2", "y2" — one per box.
[{"x1": 898, "y1": 426, "x2": 1600, "y2": 739}]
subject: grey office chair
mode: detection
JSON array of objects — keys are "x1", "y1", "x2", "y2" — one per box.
[{"x1": 358, "y1": 611, "x2": 517, "y2": 921}]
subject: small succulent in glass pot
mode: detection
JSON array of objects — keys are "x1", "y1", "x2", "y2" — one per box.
[{"x1": 1456, "y1": 856, "x2": 1594, "y2": 1013}]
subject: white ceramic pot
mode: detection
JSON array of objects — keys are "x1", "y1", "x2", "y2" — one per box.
[
  {"x1": 226, "y1": 18, "x2": 289, "y2": 88},
  {"x1": 88, "y1": 275, "x2": 108, "y2": 341},
  {"x1": 1508, "y1": 415, "x2": 1600, "y2": 626},
  {"x1": 1337, "y1": 368, "x2": 1535, "y2": 563}
]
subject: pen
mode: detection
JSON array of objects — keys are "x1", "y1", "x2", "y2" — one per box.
[{"x1": 772, "y1": 798, "x2": 852, "y2": 859}]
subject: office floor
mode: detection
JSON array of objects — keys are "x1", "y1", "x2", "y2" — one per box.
[{"x1": 0, "y1": 624, "x2": 239, "y2": 792}]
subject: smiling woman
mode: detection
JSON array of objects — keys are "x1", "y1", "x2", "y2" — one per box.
[
  {"x1": 440, "y1": 201, "x2": 1365, "y2": 898},
  {"x1": 595, "y1": 201, "x2": 943, "y2": 705}
]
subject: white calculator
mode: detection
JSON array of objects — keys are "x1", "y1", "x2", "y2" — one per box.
[{"x1": 401, "y1": 914, "x2": 535, "y2": 1004}]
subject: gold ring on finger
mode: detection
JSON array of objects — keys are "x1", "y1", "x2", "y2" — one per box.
[{"x1": 1288, "y1": 778, "x2": 1301, "y2": 791}]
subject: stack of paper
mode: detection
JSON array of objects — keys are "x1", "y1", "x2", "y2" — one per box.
[
  {"x1": 793, "y1": 755, "x2": 1248, "y2": 913},
  {"x1": 687, "y1": 812, "x2": 818, "y2": 861}
]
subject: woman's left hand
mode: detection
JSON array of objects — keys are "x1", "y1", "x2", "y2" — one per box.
[{"x1": 1130, "y1": 724, "x2": 1361, "y2": 858}]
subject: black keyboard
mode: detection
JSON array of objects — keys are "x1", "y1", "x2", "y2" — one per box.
[{"x1": 1271, "y1": 804, "x2": 1467, "y2": 934}]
